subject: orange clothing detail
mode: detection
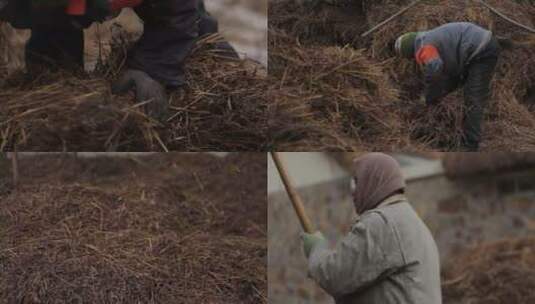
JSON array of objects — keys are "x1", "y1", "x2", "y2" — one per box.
[{"x1": 415, "y1": 45, "x2": 440, "y2": 65}]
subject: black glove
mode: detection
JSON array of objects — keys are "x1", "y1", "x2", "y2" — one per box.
[{"x1": 112, "y1": 70, "x2": 169, "y2": 122}]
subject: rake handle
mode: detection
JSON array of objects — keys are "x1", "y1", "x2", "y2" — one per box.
[
  {"x1": 361, "y1": 0, "x2": 423, "y2": 38},
  {"x1": 477, "y1": 0, "x2": 535, "y2": 34},
  {"x1": 271, "y1": 152, "x2": 314, "y2": 233}
]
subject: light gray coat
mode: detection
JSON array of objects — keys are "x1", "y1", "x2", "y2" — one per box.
[{"x1": 307, "y1": 197, "x2": 442, "y2": 304}]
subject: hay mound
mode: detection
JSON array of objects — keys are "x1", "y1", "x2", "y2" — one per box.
[
  {"x1": 268, "y1": 29, "x2": 414, "y2": 151},
  {"x1": 0, "y1": 33, "x2": 268, "y2": 151},
  {"x1": 442, "y1": 238, "x2": 535, "y2": 304},
  {"x1": 269, "y1": 0, "x2": 535, "y2": 151},
  {"x1": 367, "y1": 0, "x2": 535, "y2": 150},
  {"x1": 268, "y1": 0, "x2": 368, "y2": 47},
  {"x1": 0, "y1": 153, "x2": 267, "y2": 303}
]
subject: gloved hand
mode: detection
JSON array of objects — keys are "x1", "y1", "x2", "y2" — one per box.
[
  {"x1": 112, "y1": 69, "x2": 169, "y2": 122},
  {"x1": 302, "y1": 231, "x2": 326, "y2": 258}
]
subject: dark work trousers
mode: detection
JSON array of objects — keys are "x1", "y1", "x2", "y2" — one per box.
[
  {"x1": 462, "y1": 37, "x2": 500, "y2": 151},
  {"x1": 26, "y1": 22, "x2": 85, "y2": 71}
]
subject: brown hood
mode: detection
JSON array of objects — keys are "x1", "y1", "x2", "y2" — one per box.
[{"x1": 352, "y1": 153, "x2": 406, "y2": 214}]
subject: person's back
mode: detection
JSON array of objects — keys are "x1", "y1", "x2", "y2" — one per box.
[
  {"x1": 303, "y1": 153, "x2": 442, "y2": 304},
  {"x1": 416, "y1": 22, "x2": 492, "y2": 77},
  {"x1": 395, "y1": 23, "x2": 499, "y2": 151},
  {"x1": 336, "y1": 200, "x2": 442, "y2": 304}
]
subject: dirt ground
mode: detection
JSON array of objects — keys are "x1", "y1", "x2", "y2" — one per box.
[{"x1": 0, "y1": 153, "x2": 267, "y2": 303}]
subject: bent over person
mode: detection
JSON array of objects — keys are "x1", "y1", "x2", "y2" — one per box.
[
  {"x1": 0, "y1": 0, "x2": 236, "y2": 120},
  {"x1": 395, "y1": 22, "x2": 500, "y2": 151},
  {"x1": 302, "y1": 153, "x2": 442, "y2": 304}
]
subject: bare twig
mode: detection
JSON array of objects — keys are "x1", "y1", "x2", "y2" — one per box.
[
  {"x1": 476, "y1": 0, "x2": 535, "y2": 34},
  {"x1": 361, "y1": 0, "x2": 423, "y2": 37}
]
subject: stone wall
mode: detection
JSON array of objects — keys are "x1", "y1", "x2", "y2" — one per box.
[{"x1": 409, "y1": 169, "x2": 535, "y2": 259}]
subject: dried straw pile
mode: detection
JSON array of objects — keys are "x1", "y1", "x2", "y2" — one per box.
[
  {"x1": 269, "y1": 0, "x2": 535, "y2": 151},
  {"x1": 366, "y1": 0, "x2": 535, "y2": 150},
  {"x1": 268, "y1": 0, "x2": 369, "y2": 47},
  {"x1": 269, "y1": 29, "x2": 416, "y2": 150},
  {"x1": 442, "y1": 238, "x2": 535, "y2": 304},
  {"x1": 0, "y1": 32, "x2": 268, "y2": 151},
  {"x1": 442, "y1": 152, "x2": 535, "y2": 177},
  {"x1": 0, "y1": 153, "x2": 267, "y2": 303}
]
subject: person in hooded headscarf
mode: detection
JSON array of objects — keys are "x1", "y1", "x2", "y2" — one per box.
[{"x1": 302, "y1": 152, "x2": 442, "y2": 304}]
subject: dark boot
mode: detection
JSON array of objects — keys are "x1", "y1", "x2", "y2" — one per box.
[{"x1": 462, "y1": 37, "x2": 500, "y2": 151}]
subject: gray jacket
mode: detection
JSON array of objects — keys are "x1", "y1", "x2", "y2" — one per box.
[
  {"x1": 307, "y1": 197, "x2": 442, "y2": 304},
  {"x1": 416, "y1": 22, "x2": 492, "y2": 77},
  {"x1": 415, "y1": 22, "x2": 492, "y2": 103}
]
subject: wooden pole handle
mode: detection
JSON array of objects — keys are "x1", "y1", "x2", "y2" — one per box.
[
  {"x1": 361, "y1": 0, "x2": 423, "y2": 38},
  {"x1": 271, "y1": 152, "x2": 314, "y2": 233}
]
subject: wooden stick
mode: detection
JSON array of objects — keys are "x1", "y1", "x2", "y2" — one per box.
[
  {"x1": 476, "y1": 0, "x2": 535, "y2": 34},
  {"x1": 11, "y1": 148, "x2": 18, "y2": 187},
  {"x1": 361, "y1": 0, "x2": 423, "y2": 38},
  {"x1": 271, "y1": 152, "x2": 314, "y2": 233}
]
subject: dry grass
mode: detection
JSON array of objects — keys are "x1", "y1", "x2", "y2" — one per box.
[
  {"x1": 268, "y1": 0, "x2": 535, "y2": 151},
  {"x1": 0, "y1": 153, "x2": 267, "y2": 303},
  {"x1": 268, "y1": 29, "x2": 412, "y2": 150},
  {"x1": 0, "y1": 31, "x2": 268, "y2": 151},
  {"x1": 442, "y1": 238, "x2": 535, "y2": 304}
]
